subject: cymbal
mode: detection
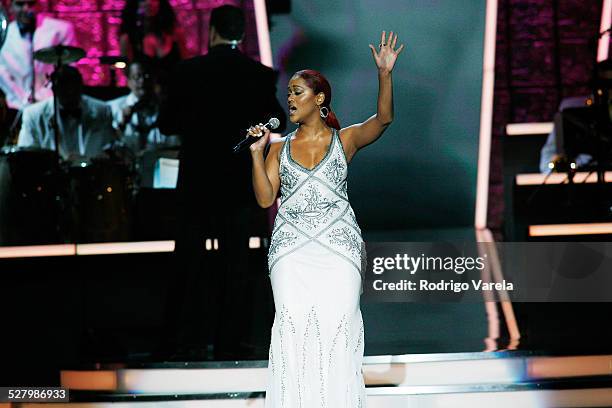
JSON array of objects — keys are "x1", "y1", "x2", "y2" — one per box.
[{"x1": 33, "y1": 45, "x2": 85, "y2": 65}]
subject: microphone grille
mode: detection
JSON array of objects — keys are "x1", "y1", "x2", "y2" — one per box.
[{"x1": 268, "y1": 117, "x2": 280, "y2": 130}]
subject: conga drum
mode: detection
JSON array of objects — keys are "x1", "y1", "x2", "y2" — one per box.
[
  {"x1": 67, "y1": 157, "x2": 135, "y2": 243},
  {"x1": 0, "y1": 147, "x2": 62, "y2": 245}
]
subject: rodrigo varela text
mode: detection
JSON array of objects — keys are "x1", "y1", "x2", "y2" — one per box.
[
  {"x1": 371, "y1": 253, "x2": 513, "y2": 292},
  {"x1": 372, "y1": 279, "x2": 513, "y2": 292}
]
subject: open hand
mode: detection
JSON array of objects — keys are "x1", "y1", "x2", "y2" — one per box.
[{"x1": 369, "y1": 31, "x2": 404, "y2": 74}]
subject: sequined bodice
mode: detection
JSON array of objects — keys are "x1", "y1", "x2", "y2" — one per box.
[{"x1": 268, "y1": 129, "x2": 363, "y2": 273}]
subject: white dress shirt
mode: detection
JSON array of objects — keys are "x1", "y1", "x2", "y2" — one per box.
[{"x1": 0, "y1": 15, "x2": 76, "y2": 109}]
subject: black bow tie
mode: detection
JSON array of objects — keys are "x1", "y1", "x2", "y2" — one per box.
[{"x1": 17, "y1": 23, "x2": 36, "y2": 38}]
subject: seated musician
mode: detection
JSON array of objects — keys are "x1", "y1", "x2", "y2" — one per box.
[
  {"x1": 107, "y1": 60, "x2": 179, "y2": 154},
  {"x1": 0, "y1": 0, "x2": 76, "y2": 109},
  {"x1": 17, "y1": 66, "x2": 115, "y2": 163}
]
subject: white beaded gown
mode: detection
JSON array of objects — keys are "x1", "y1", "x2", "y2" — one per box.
[{"x1": 266, "y1": 128, "x2": 366, "y2": 408}]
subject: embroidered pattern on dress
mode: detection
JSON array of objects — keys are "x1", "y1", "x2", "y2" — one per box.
[
  {"x1": 328, "y1": 314, "x2": 348, "y2": 371},
  {"x1": 269, "y1": 230, "x2": 298, "y2": 258},
  {"x1": 280, "y1": 162, "x2": 300, "y2": 197},
  {"x1": 269, "y1": 345, "x2": 274, "y2": 376},
  {"x1": 337, "y1": 182, "x2": 348, "y2": 198},
  {"x1": 354, "y1": 317, "x2": 364, "y2": 354},
  {"x1": 278, "y1": 309, "x2": 287, "y2": 408},
  {"x1": 269, "y1": 130, "x2": 363, "y2": 274},
  {"x1": 298, "y1": 306, "x2": 327, "y2": 408},
  {"x1": 347, "y1": 209, "x2": 359, "y2": 228},
  {"x1": 299, "y1": 309, "x2": 313, "y2": 408},
  {"x1": 329, "y1": 226, "x2": 362, "y2": 260},
  {"x1": 314, "y1": 309, "x2": 326, "y2": 408},
  {"x1": 322, "y1": 157, "x2": 345, "y2": 185},
  {"x1": 285, "y1": 185, "x2": 341, "y2": 230},
  {"x1": 270, "y1": 306, "x2": 364, "y2": 407}
]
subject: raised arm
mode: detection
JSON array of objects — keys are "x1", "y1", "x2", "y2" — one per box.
[
  {"x1": 341, "y1": 31, "x2": 404, "y2": 160},
  {"x1": 250, "y1": 127, "x2": 282, "y2": 208}
]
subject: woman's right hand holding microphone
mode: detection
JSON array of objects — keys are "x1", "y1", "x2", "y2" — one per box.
[{"x1": 248, "y1": 123, "x2": 270, "y2": 154}]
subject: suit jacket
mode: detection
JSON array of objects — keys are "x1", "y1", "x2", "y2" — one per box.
[
  {"x1": 0, "y1": 16, "x2": 76, "y2": 109},
  {"x1": 159, "y1": 44, "x2": 287, "y2": 212},
  {"x1": 18, "y1": 95, "x2": 115, "y2": 161}
]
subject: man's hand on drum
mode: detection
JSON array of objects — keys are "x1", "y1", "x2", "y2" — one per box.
[{"x1": 248, "y1": 123, "x2": 270, "y2": 153}]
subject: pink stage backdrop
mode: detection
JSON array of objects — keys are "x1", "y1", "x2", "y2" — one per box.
[{"x1": 1, "y1": 0, "x2": 260, "y2": 86}]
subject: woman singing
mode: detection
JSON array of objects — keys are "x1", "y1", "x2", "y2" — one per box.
[{"x1": 249, "y1": 31, "x2": 404, "y2": 407}]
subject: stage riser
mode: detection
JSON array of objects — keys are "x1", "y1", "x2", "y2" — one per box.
[
  {"x1": 17, "y1": 388, "x2": 612, "y2": 408},
  {"x1": 61, "y1": 354, "x2": 612, "y2": 393}
]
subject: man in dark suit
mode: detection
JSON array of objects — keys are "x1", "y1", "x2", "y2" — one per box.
[{"x1": 158, "y1": 4, "x2": 286, "y2": 359}]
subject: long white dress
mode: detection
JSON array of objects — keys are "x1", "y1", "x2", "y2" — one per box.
[{"x1": 266, "y1": 128, "x2": 366, "y2": 408}]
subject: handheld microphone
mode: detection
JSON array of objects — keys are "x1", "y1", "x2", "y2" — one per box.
[{"x1": 233, "y1": 117, "x2": 280, "y2": 153}]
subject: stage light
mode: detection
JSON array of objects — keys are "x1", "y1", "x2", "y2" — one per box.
[
  {"x1": 598, "y1": 0, "x2": 611, "y2": 61},
  {"x1": 506, "y1": 122, "x2": 554, "y2": 136},
  {"x1": 475, "y1": 0, "x2": 499, "y2": 229},
  {"x1": 249, "y1": 237, "x2": 261, "y2": 248}
]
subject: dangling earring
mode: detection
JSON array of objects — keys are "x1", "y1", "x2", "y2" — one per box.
[{"x1": 319, "y1": 106, "x2": 329, "y2": 119}]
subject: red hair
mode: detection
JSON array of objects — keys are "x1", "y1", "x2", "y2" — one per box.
[{"x1": 294, "y1": 69, "x2": 341, "y2": 130}]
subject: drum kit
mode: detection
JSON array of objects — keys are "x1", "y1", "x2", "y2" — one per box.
[{"x1": 0, "y1": 27, "x2": 134, "y2": 245}]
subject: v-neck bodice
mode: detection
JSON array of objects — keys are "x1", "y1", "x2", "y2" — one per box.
[
  {"x1": 287, "y1": 130, "x2": 335, "y2": 172},
  {"x1": 269, "y1": 128, "x2": 363, "y2": 274}
]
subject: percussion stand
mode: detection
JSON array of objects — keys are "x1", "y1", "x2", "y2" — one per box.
[
  {"x1": 50, "y1": 47, "x2": 65, "y2": 165},
  {"x1": 46, "y1": 49, "x2": 68, "y2": 241}
]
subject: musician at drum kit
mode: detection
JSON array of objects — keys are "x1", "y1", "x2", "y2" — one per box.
[
  {"x1": 0, "y1": 0, "x2": 76, "y2": 110},
  {"x1": 107, "y1": 60, "x2": 180, "y2": 187},
  {"x1": 107, "y1": 60, "x2": 179, "y2": 155},
  {"x1": 17, "y1": 65, "x2": 115, "y2": 163}
]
